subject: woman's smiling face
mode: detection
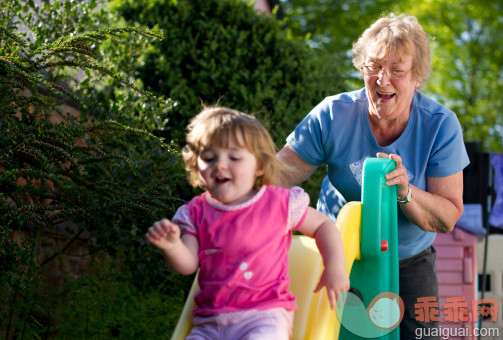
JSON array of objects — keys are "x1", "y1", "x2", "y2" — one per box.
[{"x1": 364, "y1": 51, "x2": 418, "y2": 122}]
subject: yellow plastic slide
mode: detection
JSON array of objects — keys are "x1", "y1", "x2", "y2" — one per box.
[{"x1": 170, "y1": 201, "x2": 362, "y2": 340}]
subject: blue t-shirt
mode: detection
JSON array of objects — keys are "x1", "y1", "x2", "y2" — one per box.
[{"x1": 287, "y1": 88, "x2": 470, "y2": 260}]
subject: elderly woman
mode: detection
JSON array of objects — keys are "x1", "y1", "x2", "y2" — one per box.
[{"x1": 278, "y1": 13, "x2": 469, "y2": 339}]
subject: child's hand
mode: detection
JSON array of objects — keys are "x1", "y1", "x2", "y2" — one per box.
[
  {"x1": 145, "y1": 218, "x2": 181, "y2": 251},
  {"x1": 314, "y1": 265, "x2": 350, "y2": 311},
  {"x1": 145, "y1": 218, "x2": 199, "y2": 275}
]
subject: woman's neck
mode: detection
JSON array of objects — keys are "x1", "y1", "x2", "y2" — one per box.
[{"x1": 368, "y1": 112, "x2": 409, "y2": 147}]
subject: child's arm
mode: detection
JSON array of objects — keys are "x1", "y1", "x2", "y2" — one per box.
[
  {"x1": 297, "y1": 207, "x2": 350, "y2": 310},
  {"x1": 145, "y1": 218, "x2": 199, "y2": 275}
]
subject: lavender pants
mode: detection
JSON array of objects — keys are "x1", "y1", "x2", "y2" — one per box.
[{"x1": 186, "y1": 308, "x2": 294, "y2": 340}]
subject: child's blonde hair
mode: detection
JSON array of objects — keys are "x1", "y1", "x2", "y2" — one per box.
[{"x1": 183, "y1": 106, "x2": 284, "y2": 189}]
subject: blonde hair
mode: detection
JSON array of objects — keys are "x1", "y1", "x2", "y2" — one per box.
[
  {"x1": 352, "y1": 13, "x2": 431, "y2": 86},
  {"x1": 182, "y1": 106, "x2": 285, "y2": 189}
]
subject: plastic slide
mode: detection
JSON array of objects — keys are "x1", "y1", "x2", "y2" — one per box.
[
  {"x1": 337, "y1": 158, "x2": 400, "y2": 340},
  {"x1": 170, "y1": 158, "x2": 399, "y2": 340}
]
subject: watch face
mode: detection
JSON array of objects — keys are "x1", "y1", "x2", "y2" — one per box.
[
  {"x1": 407, "y1": 191, "x2": 412, "y2": 200},
  {"x1": 398, "y1": 184, "x2": 412, "y2": 203},
  {"x1": 404, "y1": 185, "x2": 412, "y2": 202}
]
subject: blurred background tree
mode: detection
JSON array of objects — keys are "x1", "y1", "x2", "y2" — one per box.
[
  {"x1": 279, "y1": 0, "x2": 399, "y2": 87},
  {"x1": 405, "y1": 0, "x2": 503, "y2": 152}
]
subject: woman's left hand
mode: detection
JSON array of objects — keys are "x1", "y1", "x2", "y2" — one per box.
[
  {"x1": 376, "y1": 152, "x2": 465, "y2": 233},
  {"x1": 376, "y1": 152, "x2": 409, "y2": 201}
]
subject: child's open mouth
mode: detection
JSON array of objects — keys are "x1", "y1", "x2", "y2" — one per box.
[{"x1": 215, "y1": 177, "x2": 230, "y2": 184}]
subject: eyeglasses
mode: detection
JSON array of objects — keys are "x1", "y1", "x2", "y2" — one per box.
[{"x1": 362, "y1": 65, "x2": 414, "y2": 79}]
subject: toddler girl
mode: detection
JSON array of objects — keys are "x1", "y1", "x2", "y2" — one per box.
[{"x1": 145, "y1": 107, "x2": 349, "y2": 339}]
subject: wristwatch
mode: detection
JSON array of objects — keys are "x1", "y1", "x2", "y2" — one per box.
[{"x1": 397, "y1": 184, "x2": 412, "y2": 203}]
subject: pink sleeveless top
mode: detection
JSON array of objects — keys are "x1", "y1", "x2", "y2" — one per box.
[{"x1": 173, "y1": 185, "x2": 309, "y2": 316}]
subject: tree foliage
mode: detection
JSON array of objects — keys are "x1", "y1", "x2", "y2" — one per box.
[
  {"x1": 279, "y1": 0, "x2": 401, "y2": 87},
  {"x1": 400, "y1": 0, "x2": 503, "y2": 151}
]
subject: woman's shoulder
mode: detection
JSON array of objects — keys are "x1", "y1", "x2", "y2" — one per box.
[
  {"x1": 412, "y1": 92, "x2": 463, "y2": 135},
  {"x1": 311, "y1": 88, "x2": 366, "y2": 119},
  {"x1": 322, "y1": 88, "x2": 367, "y2": 105},
  {"x1": 413, "y1": 91, "x2": 456, "y2": 118}
]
